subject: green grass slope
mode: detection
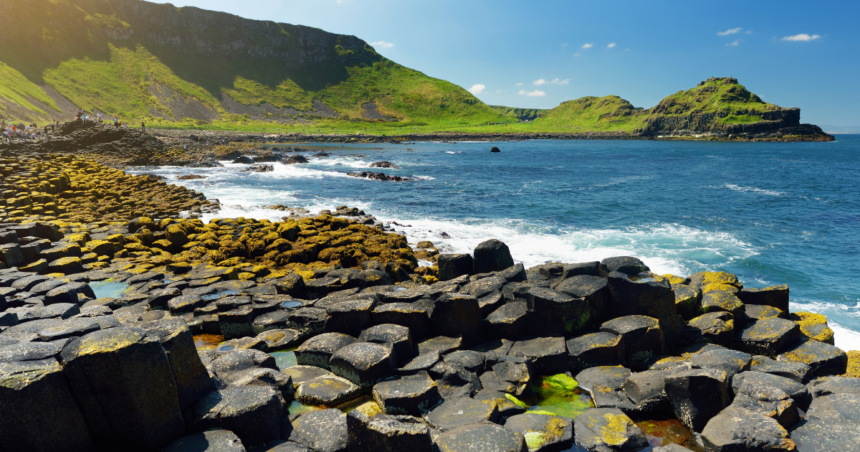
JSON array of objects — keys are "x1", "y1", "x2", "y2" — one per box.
[
  {"x1": 648, "y1": 77, "x2": 780, "y2": 124},
  {"x1": 532, "y1": 95, "x2": 646, "y2": 132}
]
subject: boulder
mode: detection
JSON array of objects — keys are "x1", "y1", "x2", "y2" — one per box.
[
  {"x1": 295, "y1": 374, "x2": 361, "y2": 406},
  {"x1": 566, "y1": 331, "x2": 625, "y2": 373},
  {"x1": 430, "y1": 293, "x2": 483, "y2": 344},
  {"x1": 287, "y1": 409, "x2": 347, "y2": 452},
  {"x1": 600, "y1": 257, "x2": 649, "y2": 277},
  {"x1": 162, "y1": 430, "x2": 246, "y2": 452},
  {"x1": 701, "y1": 406, "x2": 795, "y2": 452},
  {"x1": 372, "y1": 372, "x2": 442, "y2": 415},
  {"x1": 346, "y1": 411, "x2": 432, "y2": 452},
  {"x1": 282, "y1": 365, "x2": 334, "y2": 388},
  {"x1": 294, "y1": 333, "x2": 357, "y2": 369},
  {"x1": 687, "y1": 311, "x2": 734, "y2": 346},
  {"x1": 700, "y1": 291, "x2": 745, "y2": 318},
  {"x1": 437, "y1": 254, "x2": 473, "y2": 281},
  {"x1": 473, "y1": 389, "x2": 528, "y2": 417},
  {"x1": 664, "y1": 368, "x2": 730, "y2": 432},
  {"x1": 372, "y1": 302, "x2": 434, "y2": 340},
  {"x1": 432, "y1": 423, "x2": 525, "y2": 452},
  {"x1": 190, "y1": 386, "x2": 283, "y2": 447},
  {"x1": 624, "y1": 370, "x2": 674, "y2": 414},
  {"x1": 44, "y1": 282, "x2": 96, "y2": 305},
  {"x1": 574, "y1": 408, "x2": 648, "y2": 451},
  {"x1": 60, "y1": 327, "x2": 186, "y2": 451},
  {"x1": 554, "y1": 275, "x2": 611, "y2": 323},
  {"x1": 744, "y1": 304, "x2": 784, "y2": 321},
  {"x1": 734, "y1": 318, "x2": 801, "y2": 358},
  {"x1": 473, "y1": 239, "x2": 515, "y2": 274},
  {"x1": 600, "y1": 315, "x2": 663, "y2": 369},
  {"x1": 575, "y1": 366, "x2": 633, "y2": 395},
  {"x1": 398, "y1": 352, "x2": 440, "y2": 376},
  {"x1": 673, "y1": 285, "x2": 702, "y2": 320},
  {"x1": 0, "y1": 358, "x2": 96, "y2": 452},
  {"x1": 607, "y1": 272, "x2": 683, "y2": 352},
  {"x1": 778, "y1": 340, "x2": 848, "y2": 378},
  {"x1": 329, "y1": 342, "x2": 396, "y2": 389},
  {"x1": 731, "y1": 382, "x2": 798, "y2": 428},
  {"x1": 507, "y1": 336, "x2": 567, "y2": 375},
  {"x1": 790, "y1": 417, "x2": 860, "y2": 452},
  {"x1": 479, "y1": 359, "x2": 534, "y2": 397},
  {"x1": 750, "y1": 355, "x2": 812, "y2": 384},
  {"x1": 484, "y1": 301, "x2": 528, "y2": 340},
  {"x1": 424, "y1": 396, "x2": 499, "y2": 431},
  {"x1": 732, "y1": 371, "x2": 807, "y2": 410},
  {"x1": 523, "y1": 287, "x2": 592, "y2": 337},
  {"x1": 359, "y1": 324, "x2": 414, "y2": 362},
  {"x1": 324, "y1": 298, "x2": 375, "y2": 337},
  {"x1": 690, "y1": 348, "x2": 751, "y2": 380},
  {"x1": 502, "y1": 412, "x2": 574, "y2": 452},
  {"x1": 740, "y1": 285, "x2": 789, "y2": 312}
]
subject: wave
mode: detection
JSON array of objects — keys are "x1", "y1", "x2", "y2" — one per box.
[
  {"x1": 445, "y1": 151, "x2": 462, "y2": 155},
  {"x1": 831, "y1": 323, "x2": 860, "y2": 352},
  {"x1": 411, "y1": 175, "x2": 436, "y2": 181},
  {"x1": 717, "y1": 184, "x2": 785, "y2": 197},
  {"x1": 307, "y1": 157, "x2": 377, "y2": 168}
]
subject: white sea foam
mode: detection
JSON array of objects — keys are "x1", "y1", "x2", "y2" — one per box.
[
  {"x1": 411, "y1": 175, "x2": 436, "y2": 181},
  {"x1": 445, "y1": 151, "x2": 462, "y2": 155},
  {"x1": 719, "y1": 184, "x2": 785, "y2": 197},
  {"x1": 832, "y1": 323, "x2": 860, "y2": 352},
  {"x1": 309, "y1": 157, "x2": 377, "y2": 168}
]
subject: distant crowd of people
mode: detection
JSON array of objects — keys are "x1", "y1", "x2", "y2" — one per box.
[
  {"x1": 76, "y1": 108, "x2": 144, "y2": 131},
  {"x1": 1, "y1": 108, "x2": 150, "y2": 143}
]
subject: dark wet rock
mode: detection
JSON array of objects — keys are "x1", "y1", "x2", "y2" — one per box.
[
  {"x1": 0, "y1": 341, "x2": 61, "y2": 362},
  {"x1": 803, "y1": 376, "x2": 860, "y2": 411},
  {"x1": 624, "y1": 369, "x2": 674, "y2": 415},
  {"x1": 600, "y1": 315, "x2": 663, "y2": 369},
  {"x1": 232, "y1": 155, "x2": 254, "y2": 164},
  {"x1": 790, "y1": 417, "x2": 860, "y2": 452},
  {"x1": 369, "y1": 161, "x2": 401, "y2": 169},
  {"x1": 574, "y1": 408, "x2": 648, "y2": 451},
  {"x1": 162, "y1": 430, "x2": 246, "y2": 452},
  {"x1": 210, "y1": 349, "x2": 277, "y2": 376},
  {"x1": 744, "y1": 304, "x2": 785, "y2": 321},
  {"x1": 37, "y1": 317, "x2": 103, "y2": 341},
  {"x1": 147, "y1": 287, "x2": 182, "y2": 308},
  {"x1": 295, "y1": 333, "x2": 357, "y2": 369},
  {"x1": 503, "y1": 412, "x2": 574, "y2": 452},
  {"x1": 329, "y1": 342, "x2": 396, "y2": 389},
  {"x1": 242, "y1": 164, "x2": 274, "y2": 173},
  {"x1": 600, "y1": 256, "x2": 649, "y2": 277},
  {"x1": 287, "y1": 409, "x2": 347, "y2": 452},
  {"x1": 740, "y1": 285, "x2": 790, "y2": 312},
  {"x1": 295, "y1": 374, "x2": 361, "y2": 406},
  {"x1": 398, "y1": 351, "x2": 440, "y2": 375},
  {"x1": 286, "y1": 307, "x2": 329, "y2": 336},
  {"x1": 701, "y1": 406, "x2": 795, "y2": 451},
  {"x1": 731, "y1": 381, "x2": 798, "y2": 428},
  {"x1": 498, "y1": 262, "x2": 528, "y2": 282},
  {"x1": 507, "y1": 336, "x2": 567, "y2": 375},
  {"x1": 444, "y1": 350, "x2": 485, "y2": 373},
  {"x1": 750, "y1": 355, "x2": 812, "y2": 383},
  {"x1": 324, "y1": 298, "x2": 375, "y2": 336},
  {"x1": 0, "y1": 243, "x2": 25, "y2": 268},
  {"x1": 60, "y1": 327, "x2": 186, "y2": 451},
  {"x1": 474, "y1": 389, "x2": 528, "y2": 417},
  {"x1": 690, "y1": 348, "x2": 751, "y2": 380},
  {"x1": 567, "y1": 331, "x2": 625, "y2": 373},
  {"x1": 777, "y1": 340, "x2": 848, "y2": 378},
  {"x1": 10, "y1": 275, "x2": 51, "y2": 291},
  {"x1": 141, "y1": 318, "x2": 215, "y2": 411},
  {"x1": 190, "y1": 386, "x2": 283, "y2": 447},
  {"x1": 687, "y1": 311, "x2": 735, "y2": 346},
  {"x1": 252, "y1": 310, "x2": 290, "y2": 335},
  {"x1": 437, "y1": 254, "x2": 474, "y2": 281},
  {"x1": 673, "y1": 285, "x2": 702, "y2": 320},
  {"x1": 282, "y1": 365, "x2": 334, "y2": 389},
  {"x1": 346, "y1": 411, "x2": 432, "y2": 452},
  {"x1": 0, "y1": 357, "x2": 96, "y2": 452},
  {"x1": 224, "y1": 366, "x2": 293, "y2": 402},
  {"x1": 255, "y1": 329, "x2": 301, "y2": 350},
  {"x1": 430, "y1": 293, "x2": 483, "y2": 344},
  {"x1": 665, "y1": 368, "x2": 730, "y2": 432},
  {"x1": 732, "y1": 371, "x2": 807, "y2": 410},
  {"x1": 416, "y1": 335, "x2": 462, "y2": 355},
  {"x1": 805, "y1": 391, "x2": 860, "y2": 424},
  {"x1": 607, "y1": 272, "x2": 683, "y2": 352},
  {"x1": 523, "y1": 286, "x2": 591, "y2": 337},
  {"x1": 215, "y1": 296, "x2": 253, "y2": 312},
  {"x1": 700, "y1": 291, "x2": 745, "y2": 318},
  {"x1": 218, "y1": 307, "x2": 255, "y2": 340},
  {"x1": 359, "y1": 323, "x2": 414, "y2": 362},
  {"x1": 575, "y1": 366, "x2": 633, "y2": 395},
  {"x1": 44, "y1": 282, "x2": 96, "y2": 305},
  {"x1": 433, "y1": 423, "x2": 524, "y2": 452},
  {"x1": 484, "y1": 301, "x2": 528, "y2": 340},
  {"x1": 734, "y1": 318, "x2": 800, "y2": 358},
  {"x1": 272, "y1": 273, "x2": 306, "y2": 298},
  {"x1": 554, "y1": 274, "x2": 611, "y2": 323},
  {"x1": 0, "y1": 318, "x2": 65, "y2": 342},
  {"x1": 473, "y1": 239, "x2": 515, "y2": 274},
  {"x1": 372, "y1": 372, "x2": 442, "y2": 415},
  {"x1": 424, "y1": 396, "x2": 499, "y2": 431},
  {"x1": 167, "y1": 294, "x2": 206, "y2": 314}
]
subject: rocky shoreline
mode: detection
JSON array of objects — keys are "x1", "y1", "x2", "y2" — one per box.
[{"x1": 0, "y1": 124, "x2": 857, "y2": 452}]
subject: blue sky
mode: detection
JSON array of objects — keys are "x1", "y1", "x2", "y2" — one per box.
[{"x1": 150, "y1": 0, "x2": 860, "y2": 128}]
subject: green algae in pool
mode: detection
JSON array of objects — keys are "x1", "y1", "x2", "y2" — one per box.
[
  {"x1": 637, "y1": 419, "x2": 702, "y2": 451},
  {"x1": 271, "y1": 349, "x2": 297, "y2": 370},
  {"x1": 521, "y1": 374, "x2": 593, "y2": 419},
  {"x1": 89, "y1": 280, "x2": 129, "y2": 299},
  {"x1": 193, "y1": 334, "x2": 224, "y2": 349}
]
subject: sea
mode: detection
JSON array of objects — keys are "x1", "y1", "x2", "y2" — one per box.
[{"x1": 132, "y1": 136, "x2": 860, "y2": 351}]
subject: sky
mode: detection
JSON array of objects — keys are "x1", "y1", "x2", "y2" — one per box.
[{"x1": 149, "y1": 0, "x2": 860, "y2": 128}]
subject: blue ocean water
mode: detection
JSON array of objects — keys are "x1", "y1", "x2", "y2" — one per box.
[{"x1": 135, "y1": 136, "x2": 860, "y2": 350}]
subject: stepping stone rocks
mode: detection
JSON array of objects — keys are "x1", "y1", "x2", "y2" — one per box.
[
  {"x1": 702, "y1": 406, "x2": 795, "y2": 452},
  {"x1": 567, "y1": 331, "x2": 625, "y2": 373},
  {"x1": 433, "y1": 423, "x2": 525, "y2": 452},
  {"x1": 502, "y1": 412, "x2": 574, "y2": 452},
  {"x1": 295, "y1": 374, "x2": 361, "y2": 406},
  {"x1": 740, "y1": 285, "x2": 789, "y2": 312},
  {"x1": 700, "y1": 291, "x2": 745, "y2": 318},
  {"x1": 778, "y1": 340, "x2": 848, "y2": 378},
  {"x1": 329, "y1": 342, "x2": 396, "y2": 389},
  {"x1": 346, "y1": 412, "x2": 432, "y2": 452},
  {"x1": 508, "y1": 336, "x2": 567, "y2": 375},
  {"x1": 295, "y1": 333, "x2": 357, "y2": 369},
  {"x1": 191, "y1": 386, "x2": 284, "y2": 447},
  {"x1": 731, "y1": 381, "x2": 799, "y2": 428},
  {"x1": 523, "y1": 286, "x2": 591, "y2": 337},
  {"x1": 359, "y1": 323, "x2": 414, "y2": 362},
  {"x1": 574, "y1": 408, "x2": 648, "y2": 451},
  {"x1": 664, "y1": 368, "x2": 730, "y2": 432},
  {"x1": 282, "y1": 365, "x2": 335, "y2": 389},
  {"x1": 624, "y1": 369, "x2": 673, "y2": 414},
  {"x1": 732, "y1": 371, "x2": 807, "y2": 410},
  {"x1": 424, "y1": 396, "x2": 499, "y2": 431},
  {"x1": 44, "y1": 282, "x2": 95, "y2": 305},
  {"x1": 734, "y1": 318, "x2": 800, "y2": 357},
  {"x1": 575, "y1": 366, "x2": 633, "y2": 395},
  {"x1": 287, "y1": 409, "x2": 348, "y2": 452},
  {"x1": 690, "y1": 348, "x2": 751, "y2": 380},
  {"x1": 554, "y1": 274, "x2": 611, "y2": 323},
  {"x1": 600, "y1": 256, "x2": 649, "y2": 277},
  {"x1": 473, "y1": 239, "x2": 515, "y2": 274},
  {"x1": 437, "y1": 254, "x2": 473, "y2": 281},
  {"x1": 479, "y1": 359, "x2": 534, "y2": 396},
  {"x1": 372, "y1": 302, "x2": 434, "y2": 339},
  {"x1": 324, "y1": 298, "x2": 375, "y2": 337},
  {"x1": 61, "y1": 327, "x2": 186, "y2": 451},
  {"x1": 484, "y1": 301, "x2": 528, "y2": 340},
  {"x1": 163, "y1": 430, "x2": 245, "y2": 452},
  {"x1": 600, "y1": 315, "x2": 663, "y2": 369},
  {"x1": 750, "y1": 355, "x2": 812, "y2": 384},
  {"x1": 687, "y1": 311, "x2": 735, "y2": 346},
  {"x1": 430, "y1": 293, "x2": 483, "y2": 344},
  {"x1": 0, "y1": 357, "x2": 96, "y2": 452},
  {"x1": 373, "y1": 372, "x2": 442, "y2": 415}
]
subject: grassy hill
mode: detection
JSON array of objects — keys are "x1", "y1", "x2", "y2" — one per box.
[{"x1": 0, "y1": 0, "x2": 512, "y2": 129}]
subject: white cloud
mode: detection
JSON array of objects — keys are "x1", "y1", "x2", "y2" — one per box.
[
  {"x1": 534, "y1": 79, "x2": 547, "y2": 85},
  {"x1": 370, "y1": 41, "x2": 395, "y2": 49},
  {"x1": 781, "y1": 33, "x2": 822, "y2": 42},
  {"x1": 468, "y1": 84, "x2": 486, "y2": 95},
  {"x1": 518, "y1": 90, "x2": 546, "y2": 97},
  {"x1": 728, "y1": 40, "x2": 741, "y2": 46},
  {"x1": 558, "y1": 78, "x2": 570, "y2": 85},
  {"x1": 718, "y1": 27, "x2": 743, "y2": 36},
  {"x1": 534, "y1": 78, "x2": 569, "y2": 86},
  {"x1": 515, "y1": 82, "x2": 523, "y2": 86},
  {"x1": 607, "y1": 42, "x2": 617, "y2": 48},
  {"x1": 581, "y1": 43, "x2": 593, "y2": 49}
]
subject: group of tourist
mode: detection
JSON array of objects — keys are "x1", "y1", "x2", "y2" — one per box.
[{"x1": 1, "y1": 119, "x2": 59, "y2": 143}]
